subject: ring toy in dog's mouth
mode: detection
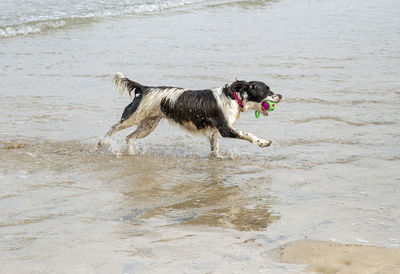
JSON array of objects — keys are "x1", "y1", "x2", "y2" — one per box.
[{"x1": 255, "y1": 100, "x2": 277, "y2": 118}]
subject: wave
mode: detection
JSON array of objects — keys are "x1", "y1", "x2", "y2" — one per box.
[
  {"x1": 292, "y1": 116, "x2": 395, "y2": 127},
  {"x1": 0, "y1": 0, "x2": 275, "y2": 38},
  {"x1": 0, "y1": 0, "x2": 207, "y2": 38},
  {"x1": 0, "y1": 18, "x2": 88, "y2": 38},
  {"x1": 205, "y1": 0, "x2": 276, "y2": 9}
]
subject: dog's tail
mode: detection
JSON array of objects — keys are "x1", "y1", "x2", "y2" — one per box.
[{"x1": 113, "y1": 72, "x2": 147, "y2": 97}]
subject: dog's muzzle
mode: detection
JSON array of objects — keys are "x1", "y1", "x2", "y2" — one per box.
[{"x1": 260, "y1": 94, "x2": 282, "y2": 116}]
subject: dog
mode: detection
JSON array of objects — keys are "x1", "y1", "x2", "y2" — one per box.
[{"x1": 98, "y1": 73, "x2": 282, "y2": 157}]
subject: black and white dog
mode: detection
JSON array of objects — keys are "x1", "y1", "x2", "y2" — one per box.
[{"x1": 99, "y1": 73, "x2": 282, "y2": 157}]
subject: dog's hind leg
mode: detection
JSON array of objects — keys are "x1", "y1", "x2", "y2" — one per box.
[
  {"x1": 98, "y1": 120, "x2": 133, "y2": 147},
  {"x1": 125, "y1": 116, "x2": 162, "y2": 155},
  {"x1": 98, "y1": 95, "x2": 144, "y2": 147}
]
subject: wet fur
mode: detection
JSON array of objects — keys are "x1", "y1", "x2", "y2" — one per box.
[{"x1": 99, "y1": 73, "x2": 282, "y2": 157}]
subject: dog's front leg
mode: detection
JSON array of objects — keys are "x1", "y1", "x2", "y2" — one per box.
[
  {"x1": 208, "y1": 130, "x2": 221, "y2": 158},
  {"x1": 237, "y1": 130, "x2": 272, "y2": 147},
  {"x1": 217, "y1": 123, "x2": 272, "y2": 147}
]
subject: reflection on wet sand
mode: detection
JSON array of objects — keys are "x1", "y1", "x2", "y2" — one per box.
[
  {"x1": 115, "y1": 152, "x2": 278, "y2": 232},
  {"x1": 122, "y1": 179, "x2": 276, "y2": 231},
  {"x1": 0, "y1": 138, "x2": 278, "y2": 236}
]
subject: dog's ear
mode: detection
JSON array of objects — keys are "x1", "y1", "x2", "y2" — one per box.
[
  {"x1": 228, "y1": 80, "x2": 249, "y2": 95},
  {"x1": 249, "y1": 83, "x2": 256, "y2": 90}
]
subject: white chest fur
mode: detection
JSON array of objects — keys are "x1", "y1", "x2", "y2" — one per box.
[{"x1": 212, "y1": 88, "x2": 240, "y2": 127}]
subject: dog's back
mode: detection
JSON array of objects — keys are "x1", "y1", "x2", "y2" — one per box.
[{"x1": 160, "y1": 89, "x2": 225, "y2": 130}]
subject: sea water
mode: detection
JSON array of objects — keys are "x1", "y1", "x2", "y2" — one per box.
[{"x1": 0, "y1": 0, "x2": 399, "y2": 272}]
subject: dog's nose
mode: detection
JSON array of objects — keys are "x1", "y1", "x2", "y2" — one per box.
[{"x1": 277, "y1": 94, "x2": 283, "y2": 101}]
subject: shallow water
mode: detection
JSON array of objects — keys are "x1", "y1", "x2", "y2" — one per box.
[{"x1": 1, "y1": 0, "x2": 400, "y2": 272}]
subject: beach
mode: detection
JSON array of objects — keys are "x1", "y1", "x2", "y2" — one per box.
[
  {"x1": 1, "y1": 0, "x2": 399, "y2": 272},
  {"x1": 270, "y1": 239, "x2": 400, "y2": 273}
]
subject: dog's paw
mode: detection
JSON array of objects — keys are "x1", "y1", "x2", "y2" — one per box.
[
  {"x1": 210, "y1": 151, "x2": 223, "y2": 159},
  {"x1": 98, "y1": 138, "x2": 108, "y2": 147},
  {"x1": 256, "y1": 139, "x2": 272, "y2": 148},
  {"x1": 127, "y1": 144, "x2": 137, "y2": 155}
]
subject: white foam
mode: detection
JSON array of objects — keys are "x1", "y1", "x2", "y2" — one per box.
[
  {"x1": 0, "y1": 0, "x2": 207, "y2": 38},
  {"x1": 0, "y1": 20, "x2": 66, "y2": 38}
]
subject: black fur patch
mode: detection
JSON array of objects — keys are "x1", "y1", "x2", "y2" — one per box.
[
  {"x1": 214, "y1": 121, "x2": 240, "y2": 138},
  {"x1": 120, "y1": 94, "x2": 143, "y2": 122},
  {"x1": 247, "y1": 81, "x2": 273, "y2": 102},
  {"x1": 224, "y1": 80, "x2": 274, "y2": 103},
  {"x1": 119, "y1": 77, "x2": 148, "y2": 97},
  {"x1": 160, "y1": 89, "x2": 224, "y2": 130}
]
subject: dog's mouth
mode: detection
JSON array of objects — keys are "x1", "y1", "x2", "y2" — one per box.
[
  {"x1": 260, "y1": 102, "x2": 270, "y2": 116},
  {"x1": 259, "y1": 94, "x2": 282, "y2": 116}
]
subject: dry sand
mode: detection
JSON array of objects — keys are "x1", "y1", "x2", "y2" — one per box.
[{"x1": 270, "y1": 240, "x2": 400, "y2": 273}]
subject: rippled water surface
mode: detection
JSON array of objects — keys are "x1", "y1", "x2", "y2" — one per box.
[{"x1": 1, "y1": 0, "x2": 399, "y2": 272}]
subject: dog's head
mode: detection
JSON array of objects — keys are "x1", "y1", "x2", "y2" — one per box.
[{"x1": 228, "y1": 80, "x2": 282, "y2": 116}]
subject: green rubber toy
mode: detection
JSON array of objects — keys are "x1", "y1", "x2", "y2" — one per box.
[{"x1": 255, "y1": 100, "x2": 277, "y2": 118}]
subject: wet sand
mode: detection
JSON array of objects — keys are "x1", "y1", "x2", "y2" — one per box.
[{"x1": 270, "y1": 239, "x2": 400, "y2": 273}]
